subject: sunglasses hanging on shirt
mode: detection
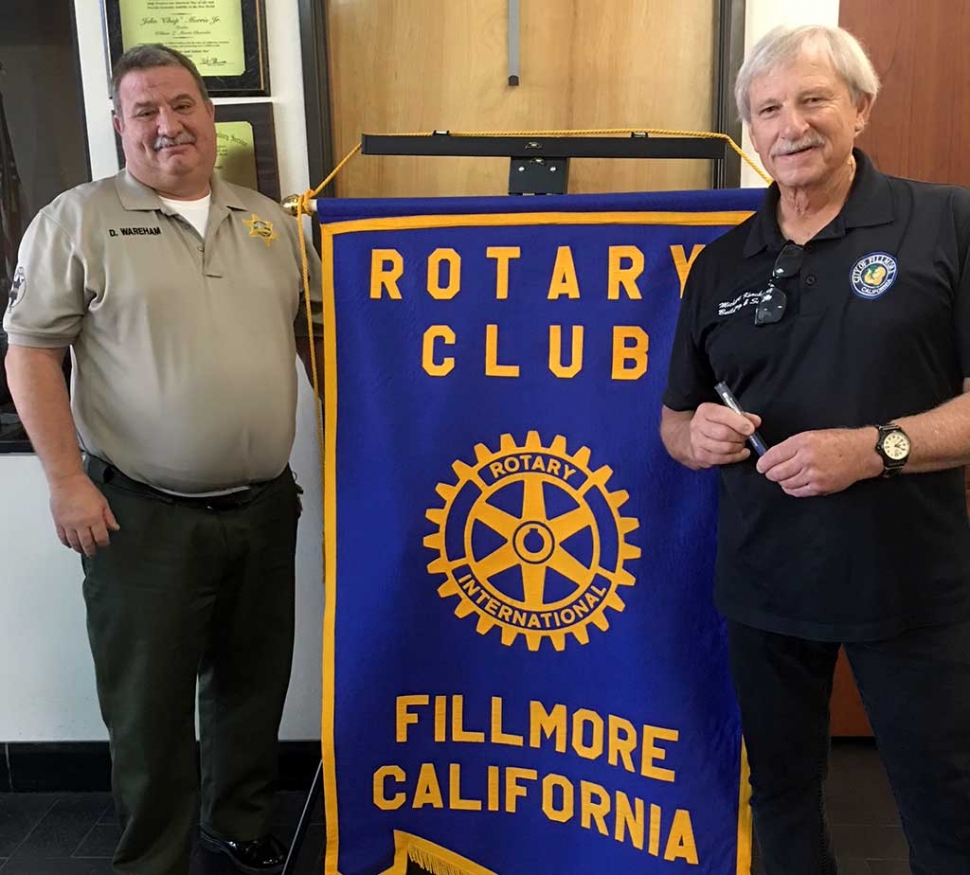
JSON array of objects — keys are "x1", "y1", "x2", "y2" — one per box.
[{"x1": 754, "y1": 242, "x2": 804, "y2": 326}]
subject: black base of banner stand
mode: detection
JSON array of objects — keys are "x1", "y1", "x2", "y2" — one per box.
[{"x1": 282, "y1": 759, "x2": 323, "y2": 874}]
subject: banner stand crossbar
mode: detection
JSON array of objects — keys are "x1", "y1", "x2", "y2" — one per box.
[{"x1": 360, "y1": 132, "x2": 729, "y2": 195}]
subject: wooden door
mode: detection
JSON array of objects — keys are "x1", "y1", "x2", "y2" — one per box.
[
  {"x1": 842, "y1": 0, "x2": 970, "y2": 186},
  {"x1": 327, "y1": 0, "x2": 716, "y2": 197},
  {"x1": 828, "y1": 0, "x2": 970, "y2": 737}
]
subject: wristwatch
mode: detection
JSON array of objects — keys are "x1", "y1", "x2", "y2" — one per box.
[{"x1": 874, "y1": 423, "x2": 911, "y2": 478}]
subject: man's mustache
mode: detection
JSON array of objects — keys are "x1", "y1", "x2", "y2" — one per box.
[
  {"x1": 153, "y1": 132, "x2": 197, "y2": 151},
  {"x1": 772, "y1": 135, "x2": 825, "y2": 157}
]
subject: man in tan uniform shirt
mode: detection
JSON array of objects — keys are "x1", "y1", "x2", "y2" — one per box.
[{"x1": 3, "y1": 45, "x2": 322, "y2": 875}]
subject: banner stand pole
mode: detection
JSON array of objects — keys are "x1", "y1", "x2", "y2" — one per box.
[{"x1": 282, "y1": 759, "x2": 323, "y2": 874}]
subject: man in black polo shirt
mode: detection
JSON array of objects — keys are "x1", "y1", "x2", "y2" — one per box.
[{"x1": 661, "y1": 24, "x2": 970, "y2": 875}]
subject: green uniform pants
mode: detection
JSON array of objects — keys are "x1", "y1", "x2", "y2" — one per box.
[{"x1": 82, "y1": 458, "x2": 300, "y2": 875}]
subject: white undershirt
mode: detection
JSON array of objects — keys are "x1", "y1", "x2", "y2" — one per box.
[
  {"x1": 159, "y1": 193, "x2": 211, "y2": 239},
  {"x1": 157, "y1": 191, "x2": 246, "y2": 497}
]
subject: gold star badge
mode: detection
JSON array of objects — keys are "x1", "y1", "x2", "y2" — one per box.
[{"x1": 243, "y1": 213, "x2": 279, "y2": 247}]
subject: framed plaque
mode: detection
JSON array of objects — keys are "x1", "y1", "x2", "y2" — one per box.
[
  {"x1": 214, "y1": 103, "x2": 280, "y2": 200},
  {"x1": 104, "y1": 0, "x2": 270, "y2": 97}
]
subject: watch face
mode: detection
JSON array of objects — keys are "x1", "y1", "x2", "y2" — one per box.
[{"x1": 882, "y1": 431, "x2": 911, "y2": 461}]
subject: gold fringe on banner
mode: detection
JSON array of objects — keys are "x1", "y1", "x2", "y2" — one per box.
[
  {"x1": 408, "y1": 846, "x2": 480, "y2": 875},
  {"x1": 384, "y1": 831, "x2": 498, "y2": 875}
]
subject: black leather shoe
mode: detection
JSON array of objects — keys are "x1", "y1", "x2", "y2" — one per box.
[{"x1": 199, "y1": 829, "x2": 287, "y2": 874}]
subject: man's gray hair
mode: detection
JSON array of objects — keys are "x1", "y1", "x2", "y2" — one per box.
[
  {"x1": 735, "y1": 25, "x2": 880, "y2": 124},
  {"x1": 111, "y1": 44, "x2": 210, "y2": 115}
]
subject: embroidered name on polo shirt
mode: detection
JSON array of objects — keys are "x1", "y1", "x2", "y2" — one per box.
[
  {"x1": 108, "y1": 227, "x2": 162, "y2": 237},
  {"x1": 717, "y1": 289, "x2": 762, "y2": 316}
]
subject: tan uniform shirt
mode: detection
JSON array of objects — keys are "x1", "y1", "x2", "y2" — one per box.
[{"x1": 3, "y1": 170, "x2": 322, "y2": 492}]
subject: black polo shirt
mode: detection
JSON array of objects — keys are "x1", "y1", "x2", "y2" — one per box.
[{"x1": 663, "y1": 149, "x2": 970, "y2": 641}]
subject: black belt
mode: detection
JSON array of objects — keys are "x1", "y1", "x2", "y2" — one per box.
[{"x1": 84, "y1": 456, "x2": 286, "y2": 511}]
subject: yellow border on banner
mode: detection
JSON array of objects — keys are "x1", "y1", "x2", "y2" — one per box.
[
  {"x1": 319, "y1": 208, "x2": 755, "y2": 875},
  {"x1": 321, "y1": 228, "x2": 341, "y2": 875},
  {"x1": 319, "y1": 209, "x2": 755, "y2": 237},
  {"x1": 737, "y1": 740, "x2": 753, "y2": 874}
]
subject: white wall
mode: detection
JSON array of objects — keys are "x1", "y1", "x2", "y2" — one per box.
[
  {"x1": 739, "y1": 0, "x2": 841, "y2": 187},
  {"x1": 0, "y1": 0, "x2": 323, "y2": 741}
]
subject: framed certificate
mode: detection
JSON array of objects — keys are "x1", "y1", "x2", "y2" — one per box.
[
  {"x1": 104, "y1": 0, "x2": 270, "y2": 97},
  {"x1": 214, "y1": 103, "x2": 280, "y2": 200}
]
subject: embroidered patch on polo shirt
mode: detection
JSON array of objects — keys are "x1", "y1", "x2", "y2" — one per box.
[
  {"x1": 243, "y1": 213, "x2": 279, "y2": 247},
  {"x1": 850, "y1": 252, "x2": 898, "y2": 299},
  {"x1": 6, "y1": 265, "x2": 25, "y2": 310}
]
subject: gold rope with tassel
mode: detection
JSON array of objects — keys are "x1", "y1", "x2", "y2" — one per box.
[{"x1": 292, "y1": 140, "x2": 362, "y2": 591}]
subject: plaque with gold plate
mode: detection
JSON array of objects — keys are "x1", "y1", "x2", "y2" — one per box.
[
  {"x1": 104, "y1": 0, "x2": 270, "y2": 97},
  {"x1": 213, "y1": 103, "x2": 280, "y2": 200}
]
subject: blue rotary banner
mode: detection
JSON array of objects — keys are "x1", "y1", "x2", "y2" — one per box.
[{"x1": 316, "y1": 188, "x2": 763, "y2": 875}]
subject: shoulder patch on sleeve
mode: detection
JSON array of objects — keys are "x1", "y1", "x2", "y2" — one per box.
[{"x1": 6, "y1": 265, "x2": 26, "y2": 310}]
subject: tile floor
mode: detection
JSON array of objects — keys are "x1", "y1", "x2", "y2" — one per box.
[
  {"x1": 0, "y1": 740, "x2": 909, "y2": 874},
  {"x1": 0, "y1": 791, "x2": 324, "y2": 875}
]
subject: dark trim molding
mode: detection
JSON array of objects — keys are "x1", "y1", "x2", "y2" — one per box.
[
  {"x1": 0, "y1": 741, "x2": 321, "y2": 792},
  {"x1": 298, "y1": 0, "x2": 335, "y2": 201},
  {"x1": 712, "y1": 0, "x2": 746, "y2": 188},
  {"x1": 0, "y1": 742, "x2": 10, "y2": 790},
  {"x1": 69, "y1": 0, "x2": 91, "y2": 184}
]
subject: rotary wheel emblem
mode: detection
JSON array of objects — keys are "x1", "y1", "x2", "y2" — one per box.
[{"x1": 424, "y1": 431, "x2": 641, "y2": 651}]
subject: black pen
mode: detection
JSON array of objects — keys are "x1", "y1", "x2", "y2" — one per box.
[{"x1": 714, "y1": 382, "x2": 769, "y2": 457}]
